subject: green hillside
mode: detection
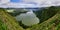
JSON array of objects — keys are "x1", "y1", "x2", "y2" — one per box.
[
  {"x1": 0, "y1": 9, "x2": 24, "y2": 30},
  {"x1": 0, "y1": 6, "x2": 60, "y2": 30},
  {"x1": 30, "y1": 11, "x2": 60, "y2": 30}
]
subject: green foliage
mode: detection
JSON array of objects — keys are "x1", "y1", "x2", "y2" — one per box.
[
  {"x1": 30, "y1": 10, "x2": 60, "y2": 30},
  {"x1": 35, "y1": 6, "x2": 60, "y2": 23},
  {"x1": 0, "y1": 6, "x2": 60, "y2": 30},
  {"x1": 0, "y1": 9, "x2": 24, "y2": 30},
  {"x1": 0, "y1": 18, "x2": 7, "y2": 30}
]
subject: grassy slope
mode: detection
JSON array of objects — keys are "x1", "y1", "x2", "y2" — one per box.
[
  {"x1": 35, "y1": 6, "x2": 60, "y2": 23},
  {"x1": 30, "y1": 8, "x2": 60, "y2": 30},
  {"x1": 0, "y1": 6, "x2": 60, "y2": 30},
  {"x1": 0, "y1": 9, "x2": 24, "y2": 30},
  {"x1": 0, "y1": 18, "x2": 7, "y2": 30}
]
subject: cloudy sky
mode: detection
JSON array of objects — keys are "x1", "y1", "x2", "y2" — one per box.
[{"x1": 0, "y1": 0, "x2": 60, "y2": 8}]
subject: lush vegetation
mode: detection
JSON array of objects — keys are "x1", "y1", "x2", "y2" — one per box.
[
  {"x1": 0, "y1": 10, "x2": 24, "y2": 30},
  {"x1": 0, "y1": 6, "x2": 60, "y2": 30}
]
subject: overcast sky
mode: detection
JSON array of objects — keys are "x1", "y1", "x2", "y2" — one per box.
[{"x1": 0, "y1": 0, "x2": 60, "y2": 8}]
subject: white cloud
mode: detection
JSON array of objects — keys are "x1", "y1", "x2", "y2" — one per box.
[
  {"x1": 0, "y1": 0, "x2": 10, "y2": 4},
  {"x1": 0, "y1": 0, "x2": 60, "y2": 8}
]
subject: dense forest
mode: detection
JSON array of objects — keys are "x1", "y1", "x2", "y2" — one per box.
[{"x1": 0, "y1": 6, "x2": 60, "y2": 30}]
